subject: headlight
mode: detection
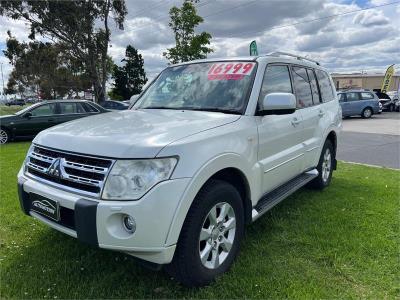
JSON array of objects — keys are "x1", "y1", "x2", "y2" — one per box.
[
  {"x1": 23, "y1": 144, "x2": 34, "y2": 173},
  {"x1": 102, "y1": 157, "x2": 177, "y2": 200}
]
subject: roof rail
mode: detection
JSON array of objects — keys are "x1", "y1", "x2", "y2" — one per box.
[{"x1": 267, "y1": 51, "x2": 320, "y2": 65}]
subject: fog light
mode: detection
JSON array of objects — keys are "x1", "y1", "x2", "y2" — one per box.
[{"x1": 122, "y1": 215, "x2": 136, "y2": 234}]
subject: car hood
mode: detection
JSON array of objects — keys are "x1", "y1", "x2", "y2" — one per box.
[
  {"x1": 34, "y1": 109, "x2": 241, "y2": 158},
  {"x1": 0, "y1": 114, "x2": 15, "y2": 119},
  {"x1": 0, "y1": 114, "x2": 18, "y2": 123}
]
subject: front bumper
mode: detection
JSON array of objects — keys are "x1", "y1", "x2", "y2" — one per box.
[{"x1": 18, "y1": 170, "x2": 191, "y2": 264}]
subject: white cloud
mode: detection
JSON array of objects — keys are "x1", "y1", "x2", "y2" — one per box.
[
  {"x1": 353, "y1": 9, "x2": 389, "y2": 26},
  {"x1": 0, "y1": 0, "x2": 399, "y2": 84}
]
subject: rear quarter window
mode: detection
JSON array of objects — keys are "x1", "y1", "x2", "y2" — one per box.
[
  {"x1": 315, "y1": 70, "x2": 335, "y2": 103},
  {"x1": 83, "y1": 103, "x2": 99, "y2": 113}
]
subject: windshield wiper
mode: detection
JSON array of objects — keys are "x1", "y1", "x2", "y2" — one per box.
[
  {"x1": 188, "y1": 107, "x2": 242, "y2": 115},
  {"x1": 141, "y1": 106, "x2": 185, "y2": 110},
  {"x1": 141, "y1": 106, "x2": 242, "y2": 115}
]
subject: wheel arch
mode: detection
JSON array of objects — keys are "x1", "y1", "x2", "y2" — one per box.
[
  {"x1": 326, "y1": 130, "x2": 337, "y2": 156},
  {"x1": 319, "y1": 129, "x2": 338, "y2": 170},
  {"x1": 205, "y1": 167, "x2": 252, "y2": 225},
  {"x1": 362, "y1": 106, "x2": 373, "y2": 114},
  {"x1": 165, "y1": 153, "x2": 259, "y2": 246}
]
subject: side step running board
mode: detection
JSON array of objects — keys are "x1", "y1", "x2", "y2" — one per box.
[{"x1": 252, "y1": 169, "x2": 318, "y2": 222}]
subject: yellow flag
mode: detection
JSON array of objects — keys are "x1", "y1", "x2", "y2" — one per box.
[{"x1": 381, "y1": 65, "x2": 395, "y2": 93}]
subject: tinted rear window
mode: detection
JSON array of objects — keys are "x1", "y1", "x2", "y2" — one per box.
[
  {"x1": 315, "y1": 70, "x2": 335, "y2": 102},
  {"x1": 292, "y1": 66, "x2": 314, "y2": 108},
  {"x1": 83, "y1": 103, "x2": 99, "y2": 112},
  {"x1": 307, "y1": 69, "x2": 321, "y2": 104}
]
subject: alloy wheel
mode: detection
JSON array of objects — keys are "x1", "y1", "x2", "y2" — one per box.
[
  {"x1": 198, "y1": 202, "x2": 236, "y2": 269},
  {"x1": 321, "y1": 148, "x2": 331, "y2": 182},
  {"x1": 364, "y1": 109, "x2": 372, "y2": 118},
  {"x1": 0, "y1": 129, "x2": 8, "y2": 144}
]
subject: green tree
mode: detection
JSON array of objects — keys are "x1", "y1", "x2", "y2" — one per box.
[
  {"x1": 0, "y1": 0, "x2": 127, "y2": 102},
  {"x1": 163, "y1": 0, "x2": 213, "y2": 64},
  {"x1": 3, "y1": 32, "x2": 91, "y2": 99},
  {"x1": 110, "y1": 45, "x2": 148, "y2": 100}
]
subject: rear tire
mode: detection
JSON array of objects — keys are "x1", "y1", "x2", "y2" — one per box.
[
  {"x1": 361, "y1": 107, "x2": 372, "y2": 119},
  {"x1": 307, "y1": 140, "x2": 334, "y2": 190},
  {"x1": 165, "y1": 180, "x2": 244, "y2": 287}
]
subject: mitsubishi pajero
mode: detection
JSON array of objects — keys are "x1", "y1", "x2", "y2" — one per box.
[{"x1": 18, "y1": 52, "x2": 342, "y2": 286}]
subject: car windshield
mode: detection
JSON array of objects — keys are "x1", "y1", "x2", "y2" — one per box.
[{"x1": 136, "y1": 61, "x2": 257, "y2": 114}]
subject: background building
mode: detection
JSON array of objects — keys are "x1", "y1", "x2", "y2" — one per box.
[{"x1": 331, "y1": 73, "x2": 400, "y2": 92}]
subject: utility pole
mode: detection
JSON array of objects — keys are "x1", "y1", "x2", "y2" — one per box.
[{"x1": 0, "y1": 63, "x2": 4, "y2": 98}]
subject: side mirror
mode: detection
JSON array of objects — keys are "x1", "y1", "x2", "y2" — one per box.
[
  {"x1": 23, "y1": 112, "x2": 32, "y2": 118},
  {"x1": 260, "y1": 93, "x2": 296, "y2": 115}
]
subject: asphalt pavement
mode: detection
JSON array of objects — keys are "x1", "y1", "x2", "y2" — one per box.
[{"x1": 337, "y1": 112, "x2": 400, "y2": 169}]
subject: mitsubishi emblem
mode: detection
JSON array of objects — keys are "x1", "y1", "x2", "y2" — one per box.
[{"x1": 47, "y1": 158, "x2": 62, "y2": 177}]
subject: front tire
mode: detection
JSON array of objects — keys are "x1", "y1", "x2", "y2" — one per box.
[
  {"x1": 307, "y1": 140, "x2": 334, "y2": 190},
  {"x1": 0, "y1": 128, "x2": 10, "y2": 144},
  {"x1": 361, "y1": 107, "x2": 373, "y2": 119},
  {"x1": 165, "y1": 180, "x2": 244, "y2": 287}
]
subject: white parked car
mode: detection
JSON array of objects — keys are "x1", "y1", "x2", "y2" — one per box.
[{"x1": 18, "y1": 52, "x2": 341, "y2": 286}]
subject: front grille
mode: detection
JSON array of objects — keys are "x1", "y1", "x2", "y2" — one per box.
[{"x1": 26, "y1": 145, "x2": 114, "y2": 197}]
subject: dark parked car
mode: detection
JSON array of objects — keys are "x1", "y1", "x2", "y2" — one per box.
[
  {"x1": 0, "y1": 100, "x2": 108, "y2": 144},
  {"x1": 5, "y1": 99, "x2": 26, "y2": 106},
  {"x1": 338, "y1": 90, "x2": 380, "y2": 118},
  {"x1": 374, "y1": 91, "x2": 395, "y2": 112},
  {"x1": 100, "y1": 100, "x2": 129, "y2": 110}
]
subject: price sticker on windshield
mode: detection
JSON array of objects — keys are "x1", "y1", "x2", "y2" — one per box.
[{"x1": 207, "y1": 62, "x2": 255, "y2": 80}]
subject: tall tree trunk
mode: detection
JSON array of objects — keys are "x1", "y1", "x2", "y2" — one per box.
[
  {"x1": 87, "y1": 41, "x2": 103, "y2": 103},
  {"x1": 99, "y1": 0, "x2": 111, "y2": 103}
]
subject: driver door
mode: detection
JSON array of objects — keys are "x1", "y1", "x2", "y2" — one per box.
[{"x1": 15, "y1": 103, "x2": 58, "y2": 137}]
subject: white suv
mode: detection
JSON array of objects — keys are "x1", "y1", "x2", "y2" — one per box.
[{"x1": 18, "y1": 52, "x2": 341, "y2": 286}]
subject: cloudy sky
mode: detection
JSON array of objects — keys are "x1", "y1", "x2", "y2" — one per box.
[{"x1": 0, "y1": 0, "x2": 399, "y2": 84}]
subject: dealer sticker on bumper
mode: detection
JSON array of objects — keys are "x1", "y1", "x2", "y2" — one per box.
[{"x1": 30, "y1": 194, "x2": 60, "y2": 221}]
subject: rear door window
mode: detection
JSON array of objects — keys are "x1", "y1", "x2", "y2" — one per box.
[
  {"x1": 59, "y1": 102, "x2": 86, "y2": 114},
  {"x1": 315, "y1": 70, "x2": 335, "y2": 102},
  {"x1": 346, "y1": 92, "x2": 361, "y2": 101},
  {"x1": 291, "y1": 66, "x2": 314, "y2": 108},
  {"x1": 307, "y1": 69, "x2": 321, "y2": 104}
]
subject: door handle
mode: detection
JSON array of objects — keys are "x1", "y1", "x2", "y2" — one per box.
[
  {"x1": 48, "y1": 118, "x2": 55, "y2": 122},
  {"x1": 318, "y1": 110, "x2": 325, "y2": 117},
  {"x1": 291, "y1": 118, "x2": 301, "y2": 126}
]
